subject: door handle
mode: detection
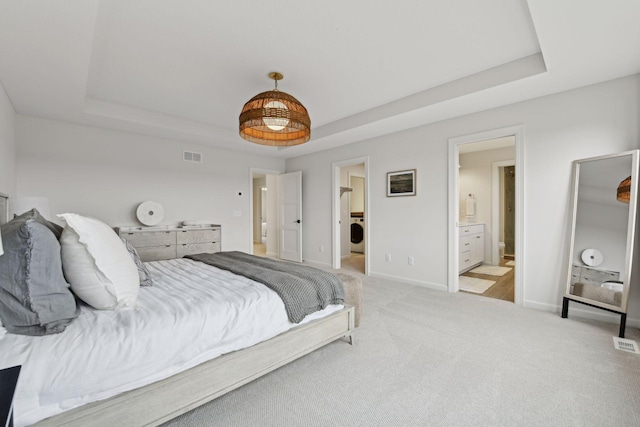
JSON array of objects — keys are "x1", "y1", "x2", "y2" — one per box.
[{"x1": 296, "y1": 219, "x2": 301, "y2": 223}]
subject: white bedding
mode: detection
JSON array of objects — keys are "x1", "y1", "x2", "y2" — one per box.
[{"x1": 0, "y1": 258, "x2": 343, "y2": 427}]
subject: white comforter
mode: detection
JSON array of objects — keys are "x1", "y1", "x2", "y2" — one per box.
[{"x1": 0, "y1": 258, "x2": 342, "y2": 427}]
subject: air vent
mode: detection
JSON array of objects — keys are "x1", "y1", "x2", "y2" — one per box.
[
  {"x1": 183, "y1": 151, "x2": 202, "y2": 163},
  {"x1": 613, "y1": 337, "x2": 639, "y2": 353}
]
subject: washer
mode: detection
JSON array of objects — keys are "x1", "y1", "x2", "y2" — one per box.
[{"x1": 350, "y1": 216, "x2": 365, "y2": 253}]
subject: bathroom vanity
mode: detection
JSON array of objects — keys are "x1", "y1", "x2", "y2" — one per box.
[{"x1": 458, "y1": 223, "x2": 484, "y2": 273}]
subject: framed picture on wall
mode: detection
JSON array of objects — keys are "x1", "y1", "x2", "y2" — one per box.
[{"x1": 387, "y1": 169, "x2": 416, "y2": 197}]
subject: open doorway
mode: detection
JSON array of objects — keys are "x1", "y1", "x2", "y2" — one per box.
[
  {"x1": 332, "y1": 157, "x2": 370, "y2": 275},
  {"x1": 250, "y1": 168, "x2": 282, "y2": 258},
  {"x1": 448, "y1": 126, "x2": 524, "y2": 305},
  {"x1": 457, "y1": 139, "x2": 515, "y2": 302}
]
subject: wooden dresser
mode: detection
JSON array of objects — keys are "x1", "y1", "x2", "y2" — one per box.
[{"x1": 116, "y1": 225, "x2": 221, "y2": 262}]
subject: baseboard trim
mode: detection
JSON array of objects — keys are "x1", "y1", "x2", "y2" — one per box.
[{"x1": 369, "y1": 271, "x2": 448, "y2": 292}]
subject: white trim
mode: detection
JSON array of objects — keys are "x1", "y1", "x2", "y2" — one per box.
[
  {"x1": 491, "y1": 159, "x2": 515, "y2": 266},
  {"x1": 249, "y1": 168, "x2": 284, "y2": 255},
  {"x1": 448, "y1": 125, "x2": 525, "y2": 306},
  {"x1": 331, "y1": 157, "x2": 370, "y2": 275}
]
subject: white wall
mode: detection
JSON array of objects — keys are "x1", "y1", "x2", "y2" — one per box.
[
  {"x1": 459, "y1": 146, "x2": 515, "y2": 263},
  {"x1": 0, "y1": 81, "x2": 16, "y2": 197},
  {"x1": 286, "y1": 74, "x2": 640, "y2": 320},
  {"x1": 15, "y1": 115, "x2": 285, "y2": 252}
]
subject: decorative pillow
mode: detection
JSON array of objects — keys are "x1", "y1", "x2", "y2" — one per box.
[
  {"x1": 121, "y1": 237, "x2": 153, "y2": 286},
  {"x1": 13, "y1": 208, "x2": 63, "y2": 239},
  {"x1": 0, "y1": 217, "x2": 79, "y2": 335},
  {"x1": 58, "y1": 213, "x2": 139, "y2": 310}
]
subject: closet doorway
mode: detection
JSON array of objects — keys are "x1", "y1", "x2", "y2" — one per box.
[{"x1": 448, "y1": 126, "x2": 524, "y2": 305}]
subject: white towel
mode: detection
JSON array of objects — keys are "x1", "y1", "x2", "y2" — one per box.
[{"x1": 465, "y1": 197, "x2": 475, "y2": 216}]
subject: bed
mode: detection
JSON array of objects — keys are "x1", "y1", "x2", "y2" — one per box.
[{"x1": 0, "y1": 208, "x2": 356, "y2": 427}]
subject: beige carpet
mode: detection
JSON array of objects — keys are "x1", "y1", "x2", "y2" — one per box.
[
  {"x1": 459, "y1": 275, "x2": 496, "y2": 294},
  {"x1": 163, "y1": 272, "x2": 640, "y2": 427},
  {"x1": 505, "y1": 260, "x2": 515, "y2": 266},
  {"x1": 470, "y1": 265, "x2": 511, "y2": 276}
]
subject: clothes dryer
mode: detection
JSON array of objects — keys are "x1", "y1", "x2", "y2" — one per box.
[{"x1": 350, "y1": 217, "x2": 365, "y2": 253}]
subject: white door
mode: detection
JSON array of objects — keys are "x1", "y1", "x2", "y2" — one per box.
[{"x1": 279, "y1": 171, "x2": 302, "y2": 262}]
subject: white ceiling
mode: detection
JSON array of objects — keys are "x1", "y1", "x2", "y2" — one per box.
[{"x1": 0, "y1": 0, "x2": 639, "y2": 159}]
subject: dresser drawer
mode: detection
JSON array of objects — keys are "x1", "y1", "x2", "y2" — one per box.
[
  {"x1": 460, "y1": 235, "x2": 474, "y2": 253},
  {"x1": 460, "y1": 224, "x2": 483, "y2": 235},
  {"x1": 459, "y1": 251, "x2": 473, "y2": 271},
  {"x1": 136, "y1": 245, "x2": 176, "y2": 262},
  {"x1": 177, "y1": 242, "x2": 221, "y2": 257},
  {"x1": 176, "y1": 228, "x2": 221, "y2": 244},
  {"x1": 121, "y1": 231, "x2": 175, "y2": 247}
]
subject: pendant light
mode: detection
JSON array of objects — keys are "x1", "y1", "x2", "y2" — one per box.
[
  {"x1": 617, "y1": 175, "x2": 631, "y2": 203},
  {"x1": 239, "y1": 72, "x2": 311, "y2": 146}
]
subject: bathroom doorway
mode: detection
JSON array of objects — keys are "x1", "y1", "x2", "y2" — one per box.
[
  {"x1": 457, "y1": 139, "x2": 515, "y2": 302},
  {"x1": 448, "y1": 125, "x2": 524, "y2": 305},
  {"x1": 250, "y1": 168, "x2": 283, "y2": 258}
]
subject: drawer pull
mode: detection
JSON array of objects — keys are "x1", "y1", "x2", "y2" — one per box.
[
  {"x1": 464, "y1": 259, "x2": 470, "y2": 262},
  {"x1": 465, "y1": 243, "x2": 470, "y2": 246}
]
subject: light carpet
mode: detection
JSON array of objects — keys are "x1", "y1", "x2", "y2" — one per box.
[
  {"x1": 470, "y1": 265, "x2": 511, "y2": 276},
  {"x1": 458, "y1": 275, "x2": 496, "y2": 294},
  {"x1": 163, "y1": 273, "x2": 640, "y2": 427},
  {"x1": 505, "y1": 260, "x2": 515, "y2": 266}
]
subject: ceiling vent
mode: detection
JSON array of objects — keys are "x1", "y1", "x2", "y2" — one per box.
[{"x1": 183, "y1": 151, "x2": 202, "y2": 163}]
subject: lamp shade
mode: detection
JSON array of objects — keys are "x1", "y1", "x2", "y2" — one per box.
[
  {"x1": 9, "y1": 197, "x2": 52, "y2": 220},
  {"x1": 239, "y1": 73, "x2": 311, "y2": 147},
  {"x1": 617, "y1": 176, "x2": 631, "y2": 204}
]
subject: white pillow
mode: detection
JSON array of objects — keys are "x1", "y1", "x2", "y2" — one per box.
[{"x1": 58, "y1": 213, "x2": 139, "y2": 310}]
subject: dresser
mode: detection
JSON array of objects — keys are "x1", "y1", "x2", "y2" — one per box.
[
  {"x1": 459, "y1": 223, "x2": 484, "y2": 273},
  {"x1": 116, "y1": 225, "x2": 222, "y2": 262},
  {"x1": 570, "y1": 264, "x2": 619, "y2": 288}
]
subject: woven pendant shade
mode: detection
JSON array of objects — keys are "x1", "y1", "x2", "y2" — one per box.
[
  {"x1": 239, "y1": 73, "x2": 311, "y2": 146},
  {"x1": 617, "y1": 175, "x2": 631, "y2": 203}
]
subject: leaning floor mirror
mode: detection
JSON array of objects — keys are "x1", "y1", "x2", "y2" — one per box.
[{"x1": 562, "y1": 150, "x2": 639, "y2": 337}]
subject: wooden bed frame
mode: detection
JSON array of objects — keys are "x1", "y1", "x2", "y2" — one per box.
[{"x1": 34, "y1": 305, "x2": 355, "y2": 426}]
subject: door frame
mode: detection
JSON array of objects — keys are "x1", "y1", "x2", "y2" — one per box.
[
  {"x1": 492, "y1": 160, "x2": 516, "y2": 266},
  {"x1": 249, "y1": 167, "x2": 284, "y2": 255},
  {"x1": 447, "y1": 125, "x2": 524, "y2": 305},
  {"x1": 332, "y1": 156, "x2": 370, "y2": 274}
]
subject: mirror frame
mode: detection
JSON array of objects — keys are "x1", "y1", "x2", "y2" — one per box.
[{"x1": 564, "y1": 149, "x2": 639, "y2": 314}]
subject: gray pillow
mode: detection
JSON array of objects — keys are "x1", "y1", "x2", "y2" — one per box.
[
  {"x1": 13, "y1": 208, "x2": 63, "y2": 239},
  {"x1": 0, "y1": 217, "x2": 80, "y2": 335},
  {"x1": 121, "y1": 238, "x2": 153, "y2": 287}
]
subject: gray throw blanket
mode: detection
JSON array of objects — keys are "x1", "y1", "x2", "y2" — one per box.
[{"x1": 185, "y1": 251, "x2": 344, "y2": 323}]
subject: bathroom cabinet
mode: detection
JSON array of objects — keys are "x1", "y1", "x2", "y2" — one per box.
[{"x1": 459, "y1": 223, "x2": 484, "y2": 273}]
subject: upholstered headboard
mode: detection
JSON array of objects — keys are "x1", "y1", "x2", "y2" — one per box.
[{"x1": 0, "y1": 193, "x2": 8, "y2": 225}]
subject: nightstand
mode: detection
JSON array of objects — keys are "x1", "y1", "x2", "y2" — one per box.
[{"x1": 0, "y1": 365, "x2": 21, "y2": 427}]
